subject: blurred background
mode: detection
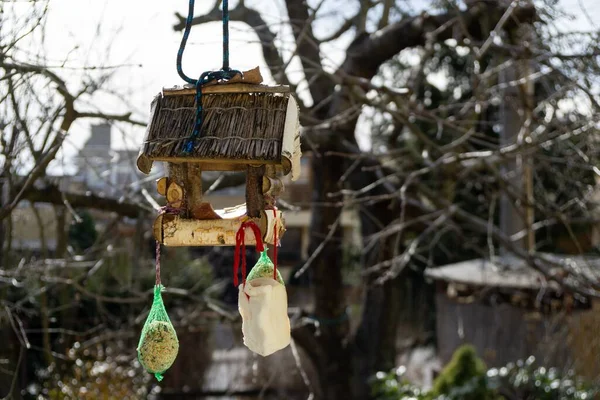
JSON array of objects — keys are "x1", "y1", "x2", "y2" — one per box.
[{"x1": 1, "y1": 0, "x2": 600, "y2": 398}]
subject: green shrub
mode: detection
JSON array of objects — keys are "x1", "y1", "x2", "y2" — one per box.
[
  {"x1": 370, "y1": 368, "x2": 430, "y2": 400},
  {"x1": 431, "y1": 345, "x2": 496, "y2": 400},
  {"x1": 68, "y1": 210, "x2": 98, "y2": 252}
]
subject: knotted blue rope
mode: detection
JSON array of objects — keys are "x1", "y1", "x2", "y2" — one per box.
[{"x1": 176, "y1": 0, "x2": 241, "y2": 154}]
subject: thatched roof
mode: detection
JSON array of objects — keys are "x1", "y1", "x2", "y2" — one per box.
[
  {"x1": 137, "y1": 84, "x2": 301, "y2": 177},
  {"x1": 425, "y1": 254, "x2": 600, "y2": 290}
]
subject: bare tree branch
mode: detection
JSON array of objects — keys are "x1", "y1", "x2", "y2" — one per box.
[
  {"x1": 174, "y1": 5, "x2": 295, "y2": 90},
  {"x1": 22, "y1": 184, "x2": 150, "y2": 218},
  {"x1": 284, "y1": 0, "x2": 335, "y2": 106}
]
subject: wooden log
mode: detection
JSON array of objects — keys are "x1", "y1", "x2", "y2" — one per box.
[
  {"x1": 137, "y1": 154, "x2": 153, "y2": 175},
  {"x1": 264, "y1": 164, "x2": 277, "y2": 177},
  {"x1": 168, "y1": 163, "x2": 187, "y2": 211},
  {"x1": 168, "y1": 163, "x2": 187, "y2": 186},
  {"x1": 154, "y1": 210, "x2": 285, "y2": 247},
  {"x1": 262, "y1": 165, "x2": 282, "y2": 209},
  {"x1": 262, "y1": 176, "x2": 284, "y2": 209},
  {"x1": 246, "y1": 166, "x2": 265, "y2": 218},
  {"x1": 166, "y1": 182, "x2": 184, "y2": 208},
  {"x1": 136, "y1": 96, "x2": 160, "y2": 174},
  {"x1": 262, "y1": 176, "x2": 284, "y2": 196},
  {"x1": 185, "y1": 164, "x2": 203, "y2": 217},
  {"x1": 156, "y1": 177, "x2": 168, "y2": 196},
  {"x1": 262, "y1": 176, "x2": 271, "y2": 194}
]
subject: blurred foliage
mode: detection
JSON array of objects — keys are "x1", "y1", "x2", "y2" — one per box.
[
  {"x1": 68, "y1": 210, "x2": 98, "y2": 252},
  {"x1": 31, "y1": 341, "x2": 152, "y2": 399},
  {"x1": 342, "y1": 244, "x2": 363, "y2": 285},
  {"x1": 371, "y1": 345, "x2": 598, "y2": 400},
  {"x1": 2, "y1": 237, "x2": 215, "y2": 397},
  {"x1": 487, "y1": 356, "x2": 598, "y2": 400},
  {"x1": 155, "y1": 247, "x2": 214, "y2": 293},
  {"x1": 370, "y1": 368, "x2": 429, "y2": 400}
]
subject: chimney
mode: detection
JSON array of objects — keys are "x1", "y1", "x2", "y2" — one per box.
[{"x1": 84, "y1": 123, "x2": 111, "y2": 149}]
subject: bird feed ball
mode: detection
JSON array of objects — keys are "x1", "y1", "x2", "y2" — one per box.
[
  {"x1": 247, "y1": 250, "x2": 284, "y2": 285},
  {"x1": 138, "y1": 320, "x2": 179, "y2": 375}
]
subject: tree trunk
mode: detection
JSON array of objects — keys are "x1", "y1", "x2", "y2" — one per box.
[
  {"x1": 0, "y1": 178, "x2": 4, "y2": 269},
  {"x1": 55, "y1": 205, "x2": 76, "y2": 376},
  {"x1": 307, "y1": 151, "x2": 353, "y2": 399},
  {"x1": 0, "y1": 178, "x2": 24, "y2": 399},
  {"x1": 178, "y1": 3, "x2": 539, "y2": 399}
]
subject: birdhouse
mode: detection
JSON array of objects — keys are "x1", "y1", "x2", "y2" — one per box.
[{"x1": 136, "y1": 68, "x2": 301, "y2": 247}]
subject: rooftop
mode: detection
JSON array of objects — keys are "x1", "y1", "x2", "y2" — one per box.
[{"x1": 425, "y1": 254, "x2": 600, "y2": 290}]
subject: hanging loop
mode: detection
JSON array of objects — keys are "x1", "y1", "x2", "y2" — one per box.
[
  {"x1": 233, "y1": 221, "x2": 264, "y2": 287},
  {"x1": 176, "y1": 0, "x2": 198, "y2": 84},
  {"x1": 176, "y1": 0, "x2": 241, "y2": 85},
  {"x1": 272, "y1": 208, "x2": 278, "y2": 281},
  {"x1": 177, "y1": 0, "x2": 243, "y2": 154}
]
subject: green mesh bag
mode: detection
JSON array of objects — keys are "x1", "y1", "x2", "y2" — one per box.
[
  {"x1": 137, "y1": 284, "x2": 179, "y2": 381},
  {"x1": 246, "y1": 249, "x2": 284, "y2": 285}
]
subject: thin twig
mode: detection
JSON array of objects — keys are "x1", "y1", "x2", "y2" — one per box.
[{"x1": 294, "y1": 213, "x2": 342, "y2": 278}]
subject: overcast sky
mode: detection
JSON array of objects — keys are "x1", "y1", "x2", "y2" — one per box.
[{"x1": 6, "y1": 0, "x2": 599, "y2": 173}]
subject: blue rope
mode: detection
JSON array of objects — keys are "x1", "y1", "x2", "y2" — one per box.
[
  {"x1": 222, "y1": 0, "x2": 230, "y2": 71},
  {"x1": 176, "y1": 0, "x2": 242, "y2": 154},
  {"x1": 176, "y1": 0, "x2": 197, "y2": 84}
]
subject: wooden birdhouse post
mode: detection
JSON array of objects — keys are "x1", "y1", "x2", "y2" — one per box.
[{"x1": 136, "y1": 68, "x2": 301, "y2": 247}]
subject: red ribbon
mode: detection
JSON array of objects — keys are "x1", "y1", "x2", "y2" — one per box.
[{"x1": 233, "y1": 220, "x2": 264, "y2": 287}]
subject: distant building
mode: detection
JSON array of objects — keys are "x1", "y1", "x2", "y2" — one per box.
[
  {"x1": 11, "y1": 125, "x2": 361, "y2": 269},
  {"x1": 425, "y1": 255, "x2": 599, "y2": 379},
  {"x1": 75, "y1": 123, "x2": 160, "y2": 196},
  {"x1": 11, "y1": 123, "x2": 159, "y2": 253}
]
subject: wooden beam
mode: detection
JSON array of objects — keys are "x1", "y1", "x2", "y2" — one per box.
[
  {"x1": 162, "y1": 84, "x2": 290, "y2": 97},
  {"x1": 195, "y1": 163, "x2": 247, "y2": 172},
  {"x1": 154, "y1": 210, "x2": 284, "y2": 247},
  {"x1": 168, "y1": 163, "x2": 187, "y2": 213},
  {"x1": 186, "y1": 164, "x2": 203, "y2": 213},
  {"x1": 246, "y1": 166, "x2": 265, "y2": 218},
  {"x1": 150, "y1": 156, "x2": 279, "y2": 166}
]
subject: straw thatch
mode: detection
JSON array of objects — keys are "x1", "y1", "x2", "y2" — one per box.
[{"x1": 137, "y1": 86, "x2": 293, "y2": 173}]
